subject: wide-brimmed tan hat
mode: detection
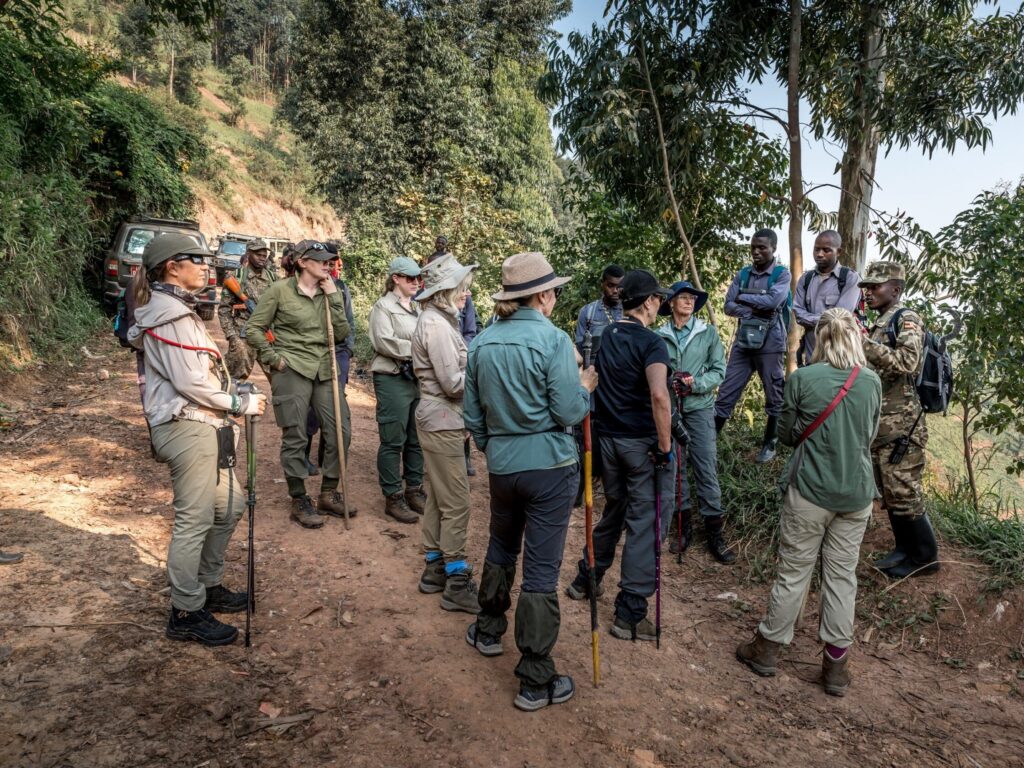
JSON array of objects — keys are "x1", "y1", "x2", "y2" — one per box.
[
  {"x1": 491, "y1": 252, "x2": 571, "y2": 301},
  {"x1": 417, "y1": 253, "x2": 478, "y2": 301}
]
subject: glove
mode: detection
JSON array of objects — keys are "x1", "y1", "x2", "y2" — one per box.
[
  {"x1": 671, "y1": 371, "x2": 693, "y2": 398},
  {"x1": 237, "y1": 393, "x2": 265, "y2": 416},
  {"x1": 651, "y1": 446, "x2": 674, "y2": 469}
]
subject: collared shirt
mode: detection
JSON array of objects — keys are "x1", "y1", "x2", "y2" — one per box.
[
  {"x1": 217, "y1": 265, "x2": 277, "y2": 341},
  {"x1": 465, "y1": 307, "x2": 590, "y2": 475},
  {"x1": 574, "y1": 299, "x2": 623, "y2": 352},
  {"x1": 793, "y1": 267, "x2": 862, "y2": 328},
  {"x1": 244, "y1": 276, "x2": 351, "y2": 381},
  {"x1": 672, "y1": 316, "x2": 695, "y2": 347},
  {"x1": 368, "y1": 290, "x2": 420, "y2": 374},
  {"x1": 723, "y1": 260, "x2": 791, "y2": 353},
  {"x1": 412, "y1": 304, "x2": 467, "y2": 432},
  {"x1": 863, "y1": 303, "x2": 925, "y2": 446}
]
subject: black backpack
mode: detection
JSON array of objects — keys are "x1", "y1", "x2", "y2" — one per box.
[
  {"x1": 886, "y1": 309, "x2": 954, "y2": 414},
  {"x1": 112, "y1": 288, "x2": 134, "y2": 349}
]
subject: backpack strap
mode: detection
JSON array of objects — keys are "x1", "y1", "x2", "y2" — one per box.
[
  {"x1": 739, "y1": 266, "x2": 752, "y2": 290},
  {"x1": 800, "y1": 271, "x2": 814, "y2": 305},
  {"x1": 796, "y1": 367, "x2": 861, "y2": 446},
  {"x1": 837, "y1": 266, "x2": 849, "y2": 295},
  {"x1": 768, "y1": 264, "x2": 785, "y2": 287},
  {"x1": 886, "y1": 308, "x2": 908, "y2": 348}
]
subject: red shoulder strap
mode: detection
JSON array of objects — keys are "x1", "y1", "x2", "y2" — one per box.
[
  {"x1": 144, "y1": 328, "x2": 222, "y2": 360},
  {"x1": 796, "y1": 366, "x2": 861, "y2": 446}
]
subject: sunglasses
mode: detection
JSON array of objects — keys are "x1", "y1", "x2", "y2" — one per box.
[
  {"x1": 173, "y1": 254, "x2": 210, "y2": 265},
  {"x1": 553, "y1": 286, "x2": 563, "y2": 300}
]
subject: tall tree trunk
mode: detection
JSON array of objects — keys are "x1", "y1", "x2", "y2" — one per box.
[
  {"x1": 837, "y1": 4, "x2": 885, "y2": 272},
  {"x1": 168, "y1": 46, "x2": 175, "y2": 99},
  {"x1": 963, "y1": 406, "x2": 980, "y2": 511},
  {"x1": 785, "y1": 0, "x2": 803, "y2": 373},
  {"x1": 635, "y1": 31, "x2": 717, "y2": 326}
]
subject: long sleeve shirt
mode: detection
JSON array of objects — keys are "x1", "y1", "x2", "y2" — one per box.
[
  {"x1": 244, "y1": 276, "x2": 351, "y2": 381},
  {"x1": 459, "y1": 294, "x2": 478, "y2": 345},
  {"x1": 464, "y1": 306, "x2": 590, "y2": 475},
  {"x1": 574, "y1": 299, "x2": 624, "y2": 352},
  {"x1": 863, "y1": 304, "x2": 926, "y2": 447},
  {"x1": 723, "y1": 261, "x2": 791, "y2": 354},
  {"x1": 368, "y1": 291, "x2": 420, "y2": 374},
  {"x1": 793, "y1": 267, "x2": 862, "y2": 329},
  {"x1": 412, "y1": 304, "x2": 467, "y2": 432}
]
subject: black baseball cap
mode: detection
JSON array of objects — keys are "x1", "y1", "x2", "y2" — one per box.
[{"x1": 619, "y1": 269, "x2": 671, "y2": 310}]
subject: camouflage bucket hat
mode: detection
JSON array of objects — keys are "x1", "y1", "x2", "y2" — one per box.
[
  {"x1": 142, "y1": 233, "x2": 211, "y2": 271},
  {"x1": 858, "y1": 261, "x2": 906, "y2": 287}
]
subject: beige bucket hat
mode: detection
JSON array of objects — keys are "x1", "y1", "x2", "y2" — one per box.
[
  {"x1": 417, "y1": 253, "x2": 478, "y2": 301},
  {"x1": 491, "y1": 252, "x2": 571, "y2": 301}
]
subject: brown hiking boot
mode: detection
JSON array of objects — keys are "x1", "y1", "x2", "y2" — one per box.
[
  {"x1": 440, "y1": 570, "x2": 481, "y2": 614},
  {"x1": 418, "y1": 559, "x2": 446, "y2": 594},
  {"x1": 404, "y1": 485, "x2": 427, "y2": 515},
  {"x1": 822, "y1": 652, "x2": 851, "y2": 697},
  {"x1": 385, "y1": 492, "x2": 418, "y2": 524},
  {"x1": 736, "y1": 630, "x2": 780, "y2": 677},
  {"x1": 318, "y1": 490, "x2": 358, "y2": 518},
  {"x1": 291, "y1": 495, "x2": 324, "y2": 529}
]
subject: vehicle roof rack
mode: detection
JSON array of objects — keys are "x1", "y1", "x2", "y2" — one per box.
[{"x1": 128, "y1": 216, "x2": 201, "y2": 229}]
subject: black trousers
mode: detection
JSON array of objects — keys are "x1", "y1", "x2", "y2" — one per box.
[{"x1": 478, "y1": 464, "x2": 578, "y2": 688}]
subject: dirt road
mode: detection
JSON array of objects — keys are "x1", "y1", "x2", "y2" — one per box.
[{"x1": 1, "y1": 330, "x2": 1023, "y2": 767}]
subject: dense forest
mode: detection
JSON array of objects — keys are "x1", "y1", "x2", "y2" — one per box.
[{"x1": 1, "y1": 0, "x2": 1024, "y2": 570}]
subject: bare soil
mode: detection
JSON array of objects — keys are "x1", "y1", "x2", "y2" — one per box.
[{"x1": 1, "y1": 329, "x2": 1023, "y2": 768}]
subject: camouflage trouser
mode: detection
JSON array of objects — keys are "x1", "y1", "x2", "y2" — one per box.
[
  {"x1": 871, "y1": 433, "x2": 927, "y2": 519},
  {"x1": 225, "y1": 336, "x2": 257, "y2": 381}
]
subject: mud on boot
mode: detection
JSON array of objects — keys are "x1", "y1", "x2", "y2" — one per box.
[
  {"x1": 384, "y1": 492, "x2": 418, "y2": 524},
  {"x1": 418, "y1": 557, "x2": 447, "y2": 594},
  {"x1": 291, "y1": 495, "x2": 324, "y2": 529},
  {"x1": 166, "y1": 607, "x2": 238, "y2": 647},
  {"x1": 736, "y1": 630, "x2": 780, "y2": 677},
  {"x1": 203, "y1": 584, "x2": 248, "y2": 614},
  {"x1": 318, "y1": 489, "x2": 358, "y2": 518},
  {"x1": 441, "y1": 567, "x2": 481, "y2": 614},
  {"x1": 513, "y1": 675, "x2": 574, "y2": 712}
]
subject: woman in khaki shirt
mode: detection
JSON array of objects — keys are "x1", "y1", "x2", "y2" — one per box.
[{"x1": 411, "y1": 254, "x2": 479, "y2": 614}]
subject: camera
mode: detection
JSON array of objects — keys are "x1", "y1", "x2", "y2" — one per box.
[
  {"x1": 671, "y1": 410, "x2": 690, "y2": 447},
  {"x1": 398, "y1": 360, "x2": 418, "y2": 384},
  {"x1": 235, "y1": 381, "x2": 261, "y2": 396}
]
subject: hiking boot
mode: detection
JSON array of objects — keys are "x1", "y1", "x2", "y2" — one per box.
[
  {"x1": 291, "y1": 495, "x2": 324, "y2": 529},
  {"x1": 305, "y1": 457, "x2": 320, "y2": 477},
  {"x1": 418, "y1": 559, "x2": 447, "y2": 594},
  {"x1": 565, "y1": 574, "x2": 603, "y2": 601},
  {"x1": 441, "y1": 570, "x2": 481, "y2": 614},
  {"x1": 318, "y1": 490, "x2": 358, "y2": 518},
  {"x1": 384, "y1": 492, "x2": 418, "y2": 524},
  {"x1": 404, "y1": 485, "x2": 427, "y2": 515},
  {"x1": 514, "y1": 675, "x2": 574, "y2": 712},
  {"x1": 610, "y1": 616, "x2": 656, "y2": 642},
  {"x1": 203, "y1": 584, "x2": 247, "y2": 614},
  {"x1": 465, "y1": 622, "x2": 503, "y2": 657},
  {"x1": 735, "y1": 630, "x2": 780, "y2": 677},
  {"x1": 822, "y1": 652, "x2": 851, "y2": 696},
  {"x1": 166, "y1": 607, "x2": 238, "y2": 647},
  {"x1": 755, "y1": 438, "x2": 778, "y2": 464},
  {"x1": 705, "y1": 516, "x2": 736, "y2": 564},
  {"x1": 0, "y1": 550, "x2": 23, "y2": 565}
]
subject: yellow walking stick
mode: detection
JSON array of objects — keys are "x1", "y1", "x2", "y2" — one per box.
[
  {"x1": 323, "y1": 293, "x2": 350, "y2": 529},
  {"x1": 583, "y1": 329, "x2": 600, "y2": 686}
]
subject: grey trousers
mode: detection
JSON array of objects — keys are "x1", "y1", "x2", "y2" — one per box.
[
  {"x1": 759, "y1": 486, "x2": 871, "y2": 647},
  {"x1": 151, "y1": 419, "x2": 244, "y2": 612},
  {"x1": 666, "y1": 407, "x2": 723, "y2": 537},
  {"x1": 714, "y1": 344, "x2": 785, "y2": 419},
  {"x1": 578, "y1": 436, "x2": 675, "y2": 623}
]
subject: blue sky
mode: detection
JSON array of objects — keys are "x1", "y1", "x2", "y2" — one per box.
[{"x1": 552, "y1": 2, "x2": 1024, "y2": 269}]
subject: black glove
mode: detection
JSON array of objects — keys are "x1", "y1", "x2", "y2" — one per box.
[
  {"x1": 670, "y1": 371, "x2": 693, "y2": 399},
  {"x1": 651, "y1": 446, "x2": 674, "y2": 469}
]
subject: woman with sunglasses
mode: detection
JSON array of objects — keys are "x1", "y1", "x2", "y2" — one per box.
[
  {"x1": 128, "y1": 233, "x2": 267, "y2": 646},
  {"x1": 246, "y1": 239, "x2": 353, "y2": 529},
  {"x1": 368, "y1": 257, "x2": 426, "y2": 525}
]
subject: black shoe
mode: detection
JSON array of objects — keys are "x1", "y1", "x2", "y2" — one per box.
[
  {"x1": 514, "y1": 675, "x2": 574, "y2": 712},
  {"x1": 755, "y1": 416, "x2": 779, "y2": 463},
  {"x1": 668, "y1": 509, "x2": 693, "y2": 556},
  {"x1": 565, "y1": 575, "x2": 602, "y2": 601},
  {"x1": 882, "y1": 514, "x2": 940, "y2": 579},
  {"x1": 465, "y1": 622, "x2": 503, "y2": 657},
  {"x1": 166, "y1": 607, "x2": 238, "y2": 646},
  {"x1": 872, "y1": 510, "x2": 908, "y2": 570},
  {"x1": 203, "y1": 584, "x2": 248, "y2": 614},
  {"x1": 705, "y1": 516, "x2": 736, "y2": 564}
]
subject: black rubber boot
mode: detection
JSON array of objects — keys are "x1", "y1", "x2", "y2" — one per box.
[
  {"x1": 883, "y1": 514, "x2": 940, "y2": 579},
  {"x1": 714, "y1": 414, "x2": 728, "y2": 433},
  {"x1": 873, "y1": 510, "x2": 908, "y2": 570},
  {"x1": 755, "y1": 416, "x2": 779, "y2": 463},
  {"x1": 705, "y1": 515, "x2": 736, "y2": 564}
]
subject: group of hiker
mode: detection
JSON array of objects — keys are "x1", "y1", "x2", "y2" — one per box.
[{"x1": 121, "y1": 223, "x2": 939, "y2": 709}]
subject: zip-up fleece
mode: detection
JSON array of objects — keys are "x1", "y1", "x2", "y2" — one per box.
[
  {"x1": 129, "y1": 290, "x2": 234, "y2": 427},
  {"x1": 655, "y1": 318, "x2": 727, "y2": 412}
]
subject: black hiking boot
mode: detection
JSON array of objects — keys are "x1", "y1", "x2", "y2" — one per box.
[
  {"x1": 166, "y1": 607, "x2": 238, "y2": 647},
  {"x1": 465, "y1": 622, "x2": 503, "y2": 657},
  {"x1": 755, "y1": 416, "x2": 779, "y2": 463},
  {"x1": 384, "y1": 492, "x2": 418, "y2": 524},
  {"x1": 203, "y1": 584, "x2": 248, "y2": 614},
  {"x1": 291, "y1": 495, "x2": 324, "y2": 529},
  {"x1": 418, "y1": 559, "x2": 447, "y2": 594},
  {"x1": 565, "y1": 573, "x2": 602, "y2": 601},
  {"x1": 705, "y1": 516, "x2": 736, "y2": 564},
  {"x1": 514, "y1": 675, "x2": 575, "y2": 712}
]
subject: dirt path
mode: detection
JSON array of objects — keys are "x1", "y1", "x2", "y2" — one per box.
[{"x1": 2, "y1": 330, "x2": 1023, "y2": 768}]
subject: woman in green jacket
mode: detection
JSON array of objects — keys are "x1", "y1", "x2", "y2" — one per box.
[
  {"x1": 736, "y1": 307, "x2": 881, "y2": 697},
  {"x1": 655, "y1": 281, "x2": 731, "y2": 562}
]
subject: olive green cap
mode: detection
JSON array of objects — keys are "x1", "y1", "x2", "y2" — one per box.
[
  {"x1": 246, "y1": 238, "x2": 269, "y2": 253},
  {"x1": 858, "y1": 261, "x2": 906, "y2": 286},
  {"x1": 293, "y1": 239, "x2": 332, "y2": 261},
  {"x1": 142, "y1": 233, "x2": 211, "y2": 271}
]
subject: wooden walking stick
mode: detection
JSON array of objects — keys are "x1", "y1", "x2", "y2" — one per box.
[
  {"x1": 323, "y1": 294, "x2": 350, "y2": 528},
  {"x1": 244, "y1": 400, "x2": 259, "y2": 648},
  {"x1": 582, "y1": 330, "x2": 600, "y2": 686}
]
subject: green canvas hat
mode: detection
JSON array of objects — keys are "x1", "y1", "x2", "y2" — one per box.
[{"x1": 142, "y1": 233, "x2": 211, "y2": 271}]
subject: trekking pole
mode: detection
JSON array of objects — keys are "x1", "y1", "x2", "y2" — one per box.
[
  {"x1": 244, "y1": 410, "x2": 258, "y2": 648},
  {"x1": 323, "y1": 295, "x2": 350, "y2": 528},
  {"x1": 654, "y1": 464, "x2": 663, "y2": 650},
  {"x1": 675, "y1": 448, "x2": 684, "y2": 565},
  {"x1": 582, "y1": 329, "x2": 600, "y2": 687}
]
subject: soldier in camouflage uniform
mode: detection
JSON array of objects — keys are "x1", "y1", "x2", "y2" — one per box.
[
  {"x1": 859, "y1": 262, "x2": 939, "y2": 579},
  {"x1": 218, "y1": 239, "x2": 277, "y2": 380}
]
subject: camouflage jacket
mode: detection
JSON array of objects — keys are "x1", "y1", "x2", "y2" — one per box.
[
  {"x1": 863, "y1": 303, "x2": 925, "y2": 447},
  {"x1": 218, "y1": 266, "x2": 277, "y2": 341}
]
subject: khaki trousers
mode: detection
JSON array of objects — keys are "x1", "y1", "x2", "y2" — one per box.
[
  {"x1": 418, "y1": 428, "x2": 470, "y2": 561},
  {"x1": 151, "y1": 420, "x2": 245, "y2": 612},
  {"x1": 759, "y1": 486, "x2": 870, "y2": 648}
]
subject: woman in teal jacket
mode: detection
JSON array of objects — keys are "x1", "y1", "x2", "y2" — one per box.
[{"x1": 655, "y1": 281, "x2": 732, "y2": 562}]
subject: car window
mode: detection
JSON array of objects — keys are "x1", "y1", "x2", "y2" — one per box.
[
  {"x1": 124, "y1": 229, "x2": 157, "y2": 255},
  {"x1": 219, "y1": 241, "x2": 247, "y2": 256}
]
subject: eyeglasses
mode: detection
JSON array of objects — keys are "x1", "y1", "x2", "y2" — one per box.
[{"x1": 173, "y1": 254, "x2": 210, "y2": 265}]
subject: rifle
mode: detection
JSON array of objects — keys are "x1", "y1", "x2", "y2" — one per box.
[
  {"x1": 222, "y1": 275, "x2": 276, "y2": 343},
  {"x1": 582, "y1": 329, "x2": 600, "y2": 686}
]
